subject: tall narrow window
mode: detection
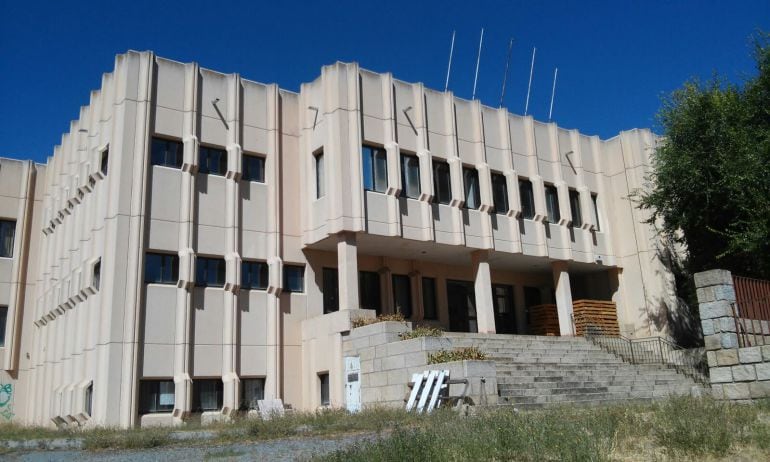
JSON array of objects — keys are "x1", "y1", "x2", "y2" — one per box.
[
  {"x1": 422, "y1": 277, "x2": 437, "y2": 320},
  {"x1": 242, "y1": 261, "x2": 269, "y2": 290},
  {"x1": 151, "y1": 137, "x2": 183, "y2": 168},
  {"x1": 362, "y1": 145, "x2": 388, "y2": 192},
  {"x1": 192, "y1": 379, "x2": 223, "y2": 412},
  {"x1": 432, "y1": 160, "x2": 452, "y2": 204},
  {"x1": 139, "y1": 380, "x2": 175, "y2": 414},
  {"x1": 315, "y1": 151, "x2": 325, "y2": 198},
  {"x1": 545, "y1": 184, "x2": 560, "y2": 223},
  {"x1": 196, "y1": 257, "x2": 226, "y2": 287},
  {"x1": 519, "y1": 180, "x2": 535, "y2": 219},
  {"x1": 359, "y1": 271, "x2": 381, "y2": 314},
  {"x1": 100, "y1": 148, "x2": 109, "y2": 176},
  {"x1": 283, "y1": 265, "x2": 305, "y2": 293},
  {"x1": 323, "y1": 268, "x2": 339, "y2": 314},
  {"x1": 400, "y1": 153, "x2": 421, "y2": 198},
  {"x1": 0, "y1": 306, "x2": 7, "y2": 347},
  {"x1": 592, "y1": 193, "x2": 601, "y2": 231},
  {"x1": 319, "y1": 373, "x2": 330, "y2": 406},
  {"x1": 491, "y1": 173, "x2": 509, "y2": 214},
  {"x1": 0, "y1": 220, "x2": 16, "y2": 258},
  {"x1": 242, "y1": 154, "x2": 265, "y2": 183},
  {"x1": 463, "y1": 167, "x2": 480, "y2": 209},
  {"x1": 240, "y1": 378, "x2": 265, "y2": 410},
  {"x1": 199, "y1": 146, "x2": 228, "y2": 176},
  {"x1": 93, "y1": 259, "x2": 101, "y2": 291},
  {"x1": 145, "y1": 253, "x2": 179, "y2": 284},
  {"x1": 85, "y1": 383, "x2": 93, "y2": 416},
  {"x1": 569, "y1": 189, "x2": 582, "y2": 228},
  {"x1": 392, "y1": 274, "x2": 412, "y2": 319}
]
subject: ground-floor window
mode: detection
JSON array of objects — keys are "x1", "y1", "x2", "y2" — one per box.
[
  {"x1": 193, "y1": 379, "x2": 223, "y2": 412},
  {"x1": 422, "y1": 277, "x2": 437, "y2": 320},
  {"x1": 323, "y1": 268, "x2": 339, "y2": 313},
  {"x1": 139, "y1": 380, "x2": 175, "y2": 414},
  {"x1": 359, "y1": 271, "x2": 381, "y2": 314},
  {"x1": 319, "y1": 373, "x2": 330, "y2": 406},
  {"x1": 240, "y1": 378, "x2": 265, "y2": 411},
  {"x1": 392, "y1": 274, "x2": 413, "y2": 319},
  {"x1": 85, "y1": 383, "x2": 93, "y2": 417}
]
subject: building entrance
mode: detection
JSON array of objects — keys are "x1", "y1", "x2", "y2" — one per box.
[{"x1": 447, "y1": 280, "x2": 477, "y2": 333}]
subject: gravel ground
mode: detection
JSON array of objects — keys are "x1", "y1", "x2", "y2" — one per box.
[{"x1": 2, "y1": 432, "x2": 381, "y2": 462}]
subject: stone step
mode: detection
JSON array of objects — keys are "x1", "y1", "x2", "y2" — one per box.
[
  {"x1": 498, "y1": 379, "x2": 691, "y2": 391},
  {"x1": 499, "y1": 383, "x2": 695, "y2": 397}
]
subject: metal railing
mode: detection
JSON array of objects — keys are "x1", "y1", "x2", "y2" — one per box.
[
  {"x1": 585, "y1": 333, "x2": 709, "y2": 385},
  {"x1": 731, "y1": 297, "x2": 770, "y2": 347}
]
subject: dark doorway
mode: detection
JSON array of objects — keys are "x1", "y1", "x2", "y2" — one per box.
[
  {"x1": 523, "y1": 286, "x2": 542, "y2": 334},
  {"x1": 447, "y1": 280, "x2": 477, "y2": 332},
  {"x1": 493, "y1": 284, "x2": 516, "y2": 334}
]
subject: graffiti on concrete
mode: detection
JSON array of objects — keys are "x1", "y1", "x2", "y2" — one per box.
[{"x1": 0, "y1": 383, "x2": 14, "y2": 420}]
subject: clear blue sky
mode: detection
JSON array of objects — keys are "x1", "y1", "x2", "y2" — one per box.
[{"x1": 1, "y1": 0, "x2": 768, "y2": 162}]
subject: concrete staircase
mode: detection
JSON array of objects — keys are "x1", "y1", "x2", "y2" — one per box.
[{"x1": 444, "y1": 332, "x2": 705, "y2": 408}]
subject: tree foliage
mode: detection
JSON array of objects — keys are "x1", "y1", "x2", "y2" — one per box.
[{"x1": 639, "y1": 33, "x2": 770, "y2": 279}]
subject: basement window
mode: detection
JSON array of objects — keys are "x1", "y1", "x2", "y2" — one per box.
[
  {"x1": 193, "y1": 379, "x2": 223, "y2": 412},
  {"x1": 0, "y1": 220, "x2": 16, "y2": 258},
  {"x1": 240, "y1": 378, "x2": 265, "y2": 411},
  {"x1": 362, "y1": 145, "x2": 388, "y2": 193},
  {"x1": 151, "y1": 137, "x2": 183, "y2": 168},
  {"x1": 199, "y1": 146, "x2": 228, "y2": 176},
  {"x1": 85, "y1": 383, "x2": 93, "y2": 417},
  {"x1": 432, "y1": 160, "x2": 451, "y2": 204},
  {"x1": 319, "y1": 373, "x2": 330, "y2": 407},
  {"x1": 0, "y1": 306, "x2": 7, "y2": 347},
  {"x1": 400, "y1": 152, "x2": 421, "y2": 199},
  {"x1": 139, "y1": 380, "x2": 175, "y2": 414},
  {"x1": 93, "y1": 258, "x2": 101, "y2": 291}
]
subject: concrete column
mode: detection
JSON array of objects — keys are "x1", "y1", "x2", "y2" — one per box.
[
  {"x1": 337, "y1": 232, "x2": 360, "y2": 310},
  {"x1": 471, "y1": 250, "x2": 496, "y2": 334},
  {"x1": 552, "y1": 261, "x2": 575, "y2": 336}
]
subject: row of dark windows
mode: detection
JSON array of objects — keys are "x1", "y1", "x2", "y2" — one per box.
[
  {"x1": 321, "y1": 268, "x2": 437, "y2": 320},
  {"x1": 151, "y1": 137, "x2": 265, "y2": 182},
  {"x1": 139, "y1": 377, "x2": 265, "y2": 414},
  {"x1": 144, "y1": 252, "x2": 304, "y2": 291}
]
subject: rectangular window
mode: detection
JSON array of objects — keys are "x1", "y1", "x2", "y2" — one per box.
[
  {"x1": 85, "y1": 383, "x2": 93, "y2": 417},
  {"x1": 196, "y1": 257, "x2": 226, "y2": 287},
  {"x1": 100, "y1": 148, "x2": 109, "y2": 176},
  {"x1": 432, "y1": 160, "x2": 452, "y2": 205},
  {"x1": 319, "y1": 373, "x2": 330, "y2": 406},
  {"x1": 93, "y1": 259, "x2": 101, "y2": 291},
  {"x1": 0, "y1": 306, "x2": 7, "y2": 347},
  {"x1": 199, "y1": 146, "x2": 228, "y2": 176},
  {"x1": 151, "y1": 137, "x2": 183, "y2": 168},
  {"x1": 145, "y1": 253, "x2": 179, "y2": 284},
  {"x1": 422, "y1": 277, "x2": 437, "y2": 320},
  {"x1": 524, "y1": 286, "x2": 542, "y2": 327},
  {"x1": 493, "y1": 284, "x2": 513, "y2": 315},
  {"x1": 545, "y1": 184, "x2": 560, "y2": 223},
  {"x1": 392, "y1": 274, "x2": 412, "y2": 319},
  {"x1": 139, "y1": 380, "x2": 175, "y2": 414},
  {"x1": 323, "y1": 268, "x2": 339, "y2": 314},
  {"x1": 192, "y1": 379, "x2": 223, "y2": 412},
  {"x1": 592, "y1": 193, "x2": 601, "y2": 231},
  {"x1": 519, "y1": 180, "x2": 535, "y2": 220},
  {"x1": 400, "y1": 153, "x2": 421, "y2": 199},
  {"x1": 242, "y1": 261, "x2": 268, "y2": 290},
  {"x1": 240, "y1": 378, "x2": 265, "y2": 410},
  {"x1": 362, "y1": 145, "x2": 388, "y2": 193},
  {"x1": 463, "y1": 167, "x2": 480, "y2": 209},
  {"x1": 315, "y1": 151, "x2": 325, "y2": 198},
  {"x1": 359, "y1": 271, "x2": 381, "y2": 314},
  {"x1": 569, "y1": 189, "x2": 582, "y2": 228},
  {"x1": 242, "y1": 154, "x2": 265, "y2": 183},
  {"x1": 0, "y1": 220, "x2": 16, "y2": 258},
  {"x1": 491, "y1": 173, "x2": 509, "y2": 214},
  {"x1": 283, "y1": 265, "x2": 305, "y2": 293}
]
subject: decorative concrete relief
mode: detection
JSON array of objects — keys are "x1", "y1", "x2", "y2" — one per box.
[{"x1": 0, "y1": 383, "x2": 14, "y2": 421}]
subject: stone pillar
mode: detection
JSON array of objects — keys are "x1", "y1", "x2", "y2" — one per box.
[
  {"x1": 337, "y1": 232, "x2": 360, "y2": 310},
  {"x1": 552, "y1": 261, "x2": 575, "y2": 336},
  {"x1": 471, "y1": 250, "x2": 496, "y2": 334}
]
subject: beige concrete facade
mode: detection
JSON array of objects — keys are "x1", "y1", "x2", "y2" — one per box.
[{"x1": 0, "y1": 50, "x2": 677, "y2": 427}]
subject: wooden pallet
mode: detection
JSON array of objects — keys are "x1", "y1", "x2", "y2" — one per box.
[
  {"x1": 528, "y1": 304, "x2": 560, "y2": 336},
  {"x1": 573, "y1": 300, "x2": 619, "y2": 336}
]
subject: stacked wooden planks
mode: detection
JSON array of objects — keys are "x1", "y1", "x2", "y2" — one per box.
[
  {"x1": 573, "y1": 299, "x2": 619, "y2": 336},
  {"x1": 528, "y1": 304, "x2": 560, "y2": 336}
]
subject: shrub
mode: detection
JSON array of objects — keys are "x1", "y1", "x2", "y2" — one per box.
[
  {"x1": 351, "y1": 313, "x2": 405, "y2": 328},
  {"x1": 398, "y1": 326, "x2": 443, "y2": 340},
  {"x1": 427, "y1": 347, "x2": 486, "y2": 364}
]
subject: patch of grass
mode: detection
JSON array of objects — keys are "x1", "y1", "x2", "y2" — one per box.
[
  {"x1": 0, "y1": 423, "x2": 73, "y2": 441},
  {"x1": 82, "y1": 427, "x2": 171, "y2": 450},
  {"x1": 351, "y1": 313, "x2": 405, "y2": 328},
  {"x1": 398, "y1": 326, "x2": 443, "y2": 340},
  {"x1": 204, "y1": 448, "x2": 244, "y2": 460},
  {"x1": 427, "y1": 346, "x2": 487, "y2": 364}
]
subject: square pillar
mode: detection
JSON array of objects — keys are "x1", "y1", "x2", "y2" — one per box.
[
  {"x1": 552, "y1": 261, "x2": 575, "y2": 336},
  {"x1": 337, "y1": 232, "x2": 360, "y2": 310},
  {"x1": 472, "y1": 250, "x2": 496, "y2": 334}
]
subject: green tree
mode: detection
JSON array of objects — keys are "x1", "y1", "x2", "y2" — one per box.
[{"x1": 639, "y1": 33, "x2": 770, "y2": 280}]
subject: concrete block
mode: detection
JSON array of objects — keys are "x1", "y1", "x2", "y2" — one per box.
[
  {"x1": 387, "y1": 369, "x2": 407, "y2": 385},
  {"x1": 704, "y1": 335, "x2": 722, "y2": 351},
  {"x1": 387, "y1": 339, "x2": 422, "y2": 356},
  {"x1": 360, "y1": 359, "x2": 374, "y2": 374},
  {"x1": 699, "y1": 301, "x2": 732, "y2": 320},
  {"x1": 761, "y1": 345, "x2": 770, "y2": 361},
  {"x1": 710, "y1": 384, "x2": 724, "y2": 399},
  {"x1": 375, "y1": 344, "x2": 389, "y2": 358},
  {"x1": 731, "y1": 365, "x2": 756, "y2": 382},
  {"x1": 359, "y1": 347, "x2": 375, "y2": 361},
  {"x1": 755, "y1": 363, "x2": 770, "y2": 381},
  {"x1": 713, "y1": 285, "x2": 736, "y2": 302},
  {"x1": 380, "y1": 384, "x2": 406, "y2": 402},
  {"x1": 719, "y1": 317, "x2": 737, "y2": 333},
  {"x1": 722, "y1": 383, "x2": 750, "y2": 400},
  {"x1": 368, "y1": 371, "x2": 388, "y2": 387},
  {"x1": 694, "y1": 269, "x2": 732, "y2": 288},
  {"x1": 738, "y1": 347, "x2": 762, "y2": 364},
  {"x1": 381, "y1": 355, "x2": 405, "y2": 371},
  {"x1": 696, "y1": 286, "x2": 716, "y2": 304},
  {"x1": 721, "y1": 333, "x2": 738, "y2": 349},
  {"x1": 716, "y1": 349, "x2": 739, "y2": 366},
  {"x1": 372, "y1": 358, "x2": 382, "y2": 371},
  {"x1": 361, "y1": 387, "x2": 379, "y2": 404},
  {"x1": 403, "y1": 351, "x2": 428, "y2": 368},
  {"x1": 706, "y1": 351, "x2": 717, "y2": 368},
  {"x1": 749, "y1": 381, "x2": 770, "y2": 399},
  {"x1": 709, "y1": 366, "x2": 733, "y2": 384},
  {"x1": 701, "y1": 319, "x2": 715, "y2": 336}
]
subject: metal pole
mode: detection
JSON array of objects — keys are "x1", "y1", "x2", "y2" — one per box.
[
  {"x1": 444, "y1": 30, "x2": 456, "y2": 92},
  {"x1": 524, "y1": 47, "x2": 536, "y2": 115},
  {"x1": 548, "y1": 67, "x2": 558, "y2": 121},
  {"x1": 472, "y1": 28, "x2": 484, "y2": 100},
  {"x1": 499, "y1": 38, "x2": 514, "y2": 108}
]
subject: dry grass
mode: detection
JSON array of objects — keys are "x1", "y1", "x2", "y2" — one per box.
[
  {"x1": 427, "y1": 346, "x2": 487, "y2": 364},
  {"x1": 351, "y1": 313, "x2": 406, "y2": 328},
  {"x1": 398, "y1": 326, "x2": 443, "y2": 340}
]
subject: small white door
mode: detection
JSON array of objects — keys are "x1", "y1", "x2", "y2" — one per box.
[{"x1": 344, "y1": 356, "x2": 361, "y2": 412}]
